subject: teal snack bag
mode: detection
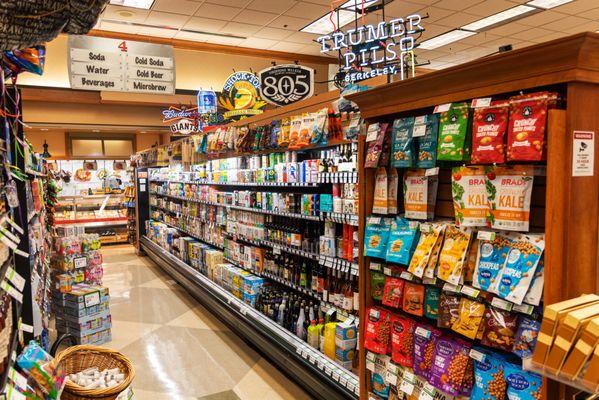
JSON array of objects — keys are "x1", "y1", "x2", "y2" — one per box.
[
  {"x1": 470, "y1": 351, "x2": 507, "y2": 400},
  {"x1": 505, "y1": 363, "x2": 543, "y2": 400},
  {"x1": 473, "y1": 233, "x2": 514, "y2": 293},
  {"x1": 364, "y1": 217, "x2": 391, "y2": 259},
  {"x1": 385, "y1": 218, "x2": 419, "y2": 265},
  {"x1": 437, "y1": 102, "x2": 471, "y2": 161},
  {"x1": 415, "y1": 114, "x2": 439, "y2": 168},
  {"x1": 391, "y1": 117, "x2": 415, "y2": 168},
  {"x1": 495, "y1": 234, "x2": 544, "y2": 305},
  {"x1": 424, "y1": 286, "x2": 440, "y2": 320}
]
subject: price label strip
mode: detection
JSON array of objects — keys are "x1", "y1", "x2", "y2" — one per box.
[
  {"x1": 1, "y1": 280, "x2": 22, "y2": 303},
  {"x1": 4, "y1": 267, "x2": 25, "y2": 292}
]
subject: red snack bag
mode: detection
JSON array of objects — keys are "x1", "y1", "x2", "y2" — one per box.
[
  {"x1": 390, "y1": 314, "x2": 415, "y2": 367},
  {"x1": 402, "y1": 282, "x2": 425, "y2": 317},
  {"x1": 471, "y1": 102, "x2": 509, "y2": 164},
  {"x1": 382, "y1": 277, "x2": 405, "y2": 309},
  {"x1": 507, "y1": 92, "x2": 550, "y2": 161},
  {"x1": 364, "y1": 307, "x2": 391, "y2": 355}
]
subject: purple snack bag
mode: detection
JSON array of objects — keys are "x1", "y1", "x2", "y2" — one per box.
[
  {"x1": 413, "y1": 324, "x2": 441, "y2": 380},
  {"x1": 430, "y1": 337, "x2": 471, "y2": 396}
]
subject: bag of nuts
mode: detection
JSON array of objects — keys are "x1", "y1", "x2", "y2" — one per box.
[
  {"x1": 430, "y1": 337, "x2": 472, "y2": 396},
  {"x1": 364, "y1": 307, "x2": 391, "y2": 355}
]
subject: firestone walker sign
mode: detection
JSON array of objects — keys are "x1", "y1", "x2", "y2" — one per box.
[
  {"x1": 162, "y1": 106, "x2": 200, "y2": 135},
  {"x1": 258, "y1": 64, "x2": 314, "y2": 107},
  {"x1": 68, "y1": 35, "x2": 175, "y2": 94}
]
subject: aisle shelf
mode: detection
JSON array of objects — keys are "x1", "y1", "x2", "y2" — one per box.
[
  {"x1": 54, "y1": 219, "x2": 128, "y2": 227},
  {"x1": 149, "y1": 191, "x2": 322, "y2": 221},
  {"x1": 149, "y1": 179, "x2": 322, "y2": 188},
  {"x1": 159, "y1": 220, "x2": 224, "y2": 250},
  {"x1": 318, "y1": 171, "x2": 358, "y2": 184},
  {"x1": 141, "y1": 236, "x2": 359, "y2": 400}
]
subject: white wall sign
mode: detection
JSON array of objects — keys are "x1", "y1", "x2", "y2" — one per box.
[
  {"x1": 572, "y1": 130, "x2": 595, "y2": 177},
  {"x1": 68, "y1": 35, "x2": 175, "y2": 94}
]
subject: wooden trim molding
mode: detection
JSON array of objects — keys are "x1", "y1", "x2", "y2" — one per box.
[{"x1": 86, "y1": 30, "x2": 337, "y2": 65}]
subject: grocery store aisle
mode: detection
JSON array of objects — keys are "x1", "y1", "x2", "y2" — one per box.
[{"x1": 101, "y1": 245, "x2": 312, "y2": 400}]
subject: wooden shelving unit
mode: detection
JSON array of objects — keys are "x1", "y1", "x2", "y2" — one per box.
[{"x1": 348, "y1": 32, "x2": 599, "y2": 400}]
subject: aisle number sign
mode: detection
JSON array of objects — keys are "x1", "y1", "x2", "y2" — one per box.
[{"x1": 68, "y1": 35, "x2": 175, "y2": 94}]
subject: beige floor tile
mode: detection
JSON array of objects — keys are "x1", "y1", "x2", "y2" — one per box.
[
  {"x1": 109, "y1": 286, "x2": 196, "y2": 323},
  {"x1": 104, "y1": 320, "x2": 161, "y2": 351},
  {"x1": 166, "y1": 305, "x2": 230, "y2": 332},
  {"x1": 132, "y1": 388, "x2": 199, "y2": 400},
  {"x1": 120, "y1": 325, "x2": 259, "y2": 397},
  {"x1": 138, "y1": 276, "x2": 182, "y2": 290},
  {"x1": 233, "y1": 358, "x2": 313, "y2": 400}
]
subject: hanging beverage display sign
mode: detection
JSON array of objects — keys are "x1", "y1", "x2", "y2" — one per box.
[
  {"x1": 162, "y1": 106, "x2": 200, "y2": 135},
  {"x1": 68, "y1": 35, "x2": 175, "y2": 94},
  {"x1": 258, "y1": 64, "x2": 314, "y2": 107},
  {"x1": 217, "y1": 71, "x2": 267, "y2": 122},
  {"x1": 197, "y1": 90, "x2": 218, "y2": 114},
  {"x1": 316, "y1": 14, "x2": 424, "y2": 84}
]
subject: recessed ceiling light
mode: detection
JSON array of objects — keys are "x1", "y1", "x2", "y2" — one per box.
[
  {"x1": 109, "y1": 0, "x2": 154, "y2": 10},
  {"x1": 527, "y1": 0, "x2": 574, "y2": 9},
  {"x1": 462, "y1": 5, "x2": 536, "y2": 32},
  {"x1": 116, "y1": 9, "x2": 135, "y2": 18},
  {"x1": 419, "y1": 29, "x2": 477, "y2": 50}
]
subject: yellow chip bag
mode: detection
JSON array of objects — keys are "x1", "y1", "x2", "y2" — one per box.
[{"x1": 437, "y1": 225, "x2": 472, "y2": 285}]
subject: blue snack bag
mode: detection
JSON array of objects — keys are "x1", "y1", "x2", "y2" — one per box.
[
  {"x1": 513, "y1": 317, "x2": 541, "y2": 359},
  {"x1": 415, "y1": 114, "x2": 439, "y2": 169},
  {"x1": 473, "y1": 232, "x2": 514, "y2": 293},
  {"x1": 470, "y1": 350, "x2": 507, "y2": 400},
  {"x1": 385, "y1": 218, "x2": 419, "y2": 265},
  {"x1": 495, "y1": 234, "x2": 544, "y2": 305},
  {"x1": 364, "y1": 217, "x2": 391, "y2": 259},
  {"x1": 391, "y1": 117, "x2": 415, "y2": 168},
  {"x1": 505, "y1": 363, "x2": 543, "y2": 400}
]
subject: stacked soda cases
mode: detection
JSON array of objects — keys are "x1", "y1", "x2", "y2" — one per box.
[{"x1": 52, "y1": 232, "x2": 111, "y2": 345}]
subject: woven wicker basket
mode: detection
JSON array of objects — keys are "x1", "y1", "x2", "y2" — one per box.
[{"x1": 53, "y1": 345, "x2": 135, "y2": 400}]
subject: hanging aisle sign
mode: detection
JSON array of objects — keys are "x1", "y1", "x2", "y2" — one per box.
[
  {"x1": 217, "y1": 71, "x2": 267, "y2": 122},
  {"x1": 316, "y1": 15, "x2": 424, "y2": 83},
  {"x1": 67, "y1": 35, "x2": 176, "y2": 94},
  {"x1": 258, "y1": 64, "x2": 314, "y2": 107}
]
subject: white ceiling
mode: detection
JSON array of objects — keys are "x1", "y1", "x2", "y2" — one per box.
[{"x1": 96, "y1": 0, "x2": 599, "y2": 69}]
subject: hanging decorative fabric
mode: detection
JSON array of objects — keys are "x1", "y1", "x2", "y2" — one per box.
[{"x1": 0, "y1": 0, "x2": 109, "y2": 50}]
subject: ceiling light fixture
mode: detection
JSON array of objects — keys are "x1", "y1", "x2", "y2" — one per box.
[
  {"x1": 461, "y1": 5, "x2": 536, "y2": 31},
  {"x1": 419, "y1": 29, "x2": 476, "y2": 50},
  {"x1": 527, "y1": 0, "x2": 574, "y2": 9},
  {"x1": 101, "y1": 19, "x2": 247, "y2": 39},
  {"x1": 301, "y1": 0, "x2": 379, "y2": 35},
  {"x1": 109, "y1": 0, "x2": 154, "y2": 9}
]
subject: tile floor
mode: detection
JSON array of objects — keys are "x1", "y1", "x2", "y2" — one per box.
[{"x1": 102, "y1": 245, "x2": 313, "y2": 400}]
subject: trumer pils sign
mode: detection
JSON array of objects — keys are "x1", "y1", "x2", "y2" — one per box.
[
  {"x1": 316, "y1": 15, "x2": 423, "y2": 83},
  {"x1": 68, "y1": 35, "x2": 175, "y2": 94}
]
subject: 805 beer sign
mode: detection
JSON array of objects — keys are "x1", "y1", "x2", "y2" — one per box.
[{"x1": 258, "y1": 64, "x2": 314, "y2": 107}]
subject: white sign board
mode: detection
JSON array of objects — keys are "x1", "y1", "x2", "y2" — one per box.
[
  {"x1": 68, "y1": 35, "x2": 175, "y2": 94},
  {"x1": 572, "y1": 131, "x2": 595, "y2": 177}
]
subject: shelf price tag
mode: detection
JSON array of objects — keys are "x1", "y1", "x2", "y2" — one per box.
[
  {"x1": 74, "y1": 257, "x2": 87, "y2": 269},
  {"x1": 419, "y1": 382, "x2": 436, "y2": 400},
  {"x1": 412, "y1": 123, "x2": 427, "y2": 138},
  {"x1": 339, "y1": 376, "x2": 348, "y2": 386},
  {"x1": 491, "y1": 297, "x2": 513, "y2": 311},
  {"x1": 8, "y1": 367, "x2": 28, "y2": 390},
  {"x1": 425, "y1": 167, "x2": 439, "y2": 177},
  {"x1": 477, "y1": 230, "x2": 496, "y2": 241},
  {"x1": 513, "y1": 303, "x2": 534, "y2": 315},
  {"x1": 461, "y1": 285, "x2": 480, "y2": 298},
  {"x1": 415, "y1": 326, "x2": 431, "y2": 339},
  {"x1": 366, "y1": 123, "x2": 380, "y2": 142},
  {"x1": 1, "y1": 280, "x2": 22, "y2": 303},
  {"x1": 5, "y1": 267, "x2": 25, "y2": 292},
  {"x1": 385, "y1": 363, "x2": 400, "y2": 385},
  {"x1": 443, "y1": 282, "x2": 461, "y2": 293},
  {"x1": 399, "y1": 370, "x2": 416, "y2": 395},
  {"x1": 433, "y1": 103, "x2": 451, "y2": 113},
  {"x1": 332, "y1": 371, "x2": 341, "y2": 382},
  {"x1": 383, "y1": 267, "x2": 393, "y2": 276},
  {"x1": 366, "y1": 352, "x2": 376, "y2": 372},
  {"x1": 400, "y1": 271, "x2": 413, "y2": 281},
  {"x1": 471, "y1": 97, "x2": 492, "y2": 108},
  {"x1": 469, "y1": 348, "x2": 486, "y2": 362},
  {"x1": 325, "y1": 366, "x2": 333, "y2": 376}
]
